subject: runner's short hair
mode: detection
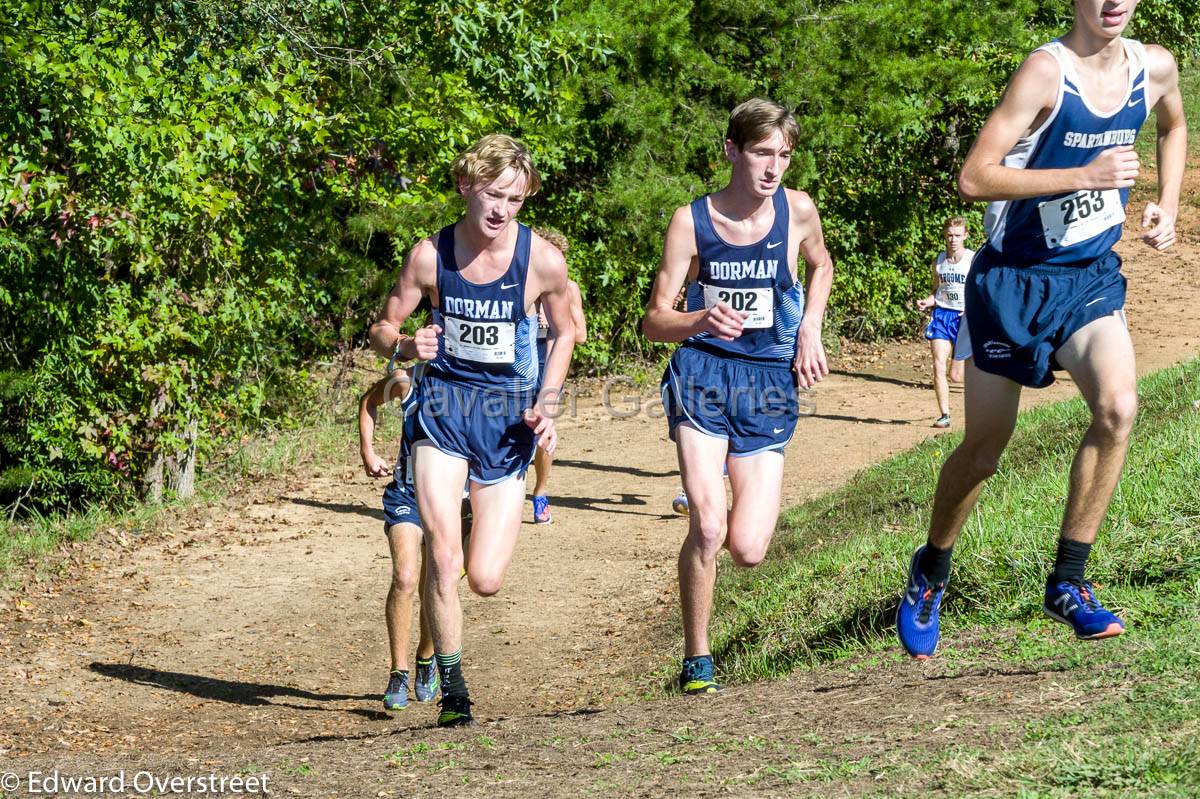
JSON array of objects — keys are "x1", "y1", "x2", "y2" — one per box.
[
  {"x1": 451, "y1": 134, "x2": 542, "y2": 197},
  {"x1": 532, "y1": 226, "x2": 569, "y2": 253},
  {"x1": 726, "y1": 99, "x2": 800, "y2": 151},
  {"x1": 943, "y1": 216, "x2": 967, "y2": 233}
]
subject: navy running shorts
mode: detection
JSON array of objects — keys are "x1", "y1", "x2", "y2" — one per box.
[
  {"x1": 965, "y1": 248, "x2": 1126, "y2": 388},
  {"x1": 661, "y1": 344, "x2": 798, "y2": 456},
  {"x1": 924, "y1": 306, "x2": 963, "y2": 343},
  {"x1": 382, "y1": 478, "x2": 421, "y2": 533},
  {"x1": 414, "y1": 372, "x2": 536, "y2": 484}
]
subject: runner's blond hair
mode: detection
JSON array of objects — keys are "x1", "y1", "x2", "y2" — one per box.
[
  {"x1": 451, "y1": 134, "x2": 542, "y2": 196},
  {"x1": 726, "y1": 99, "x2": 800, "y2": 150}
]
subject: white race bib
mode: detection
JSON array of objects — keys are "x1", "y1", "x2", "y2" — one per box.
[
  {"x1": 443, "y1": 316, "x2": 515, "y2": 363},
  {"x1": 1038, "y1": 189, "x2": 1124, "y2": 249},
  {"x1": 701, "y1": 284, "x2": 773, "y2": 329}
]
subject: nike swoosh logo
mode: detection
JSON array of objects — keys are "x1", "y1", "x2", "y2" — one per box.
[
  {"x1": 500, "y1": 282, "x2": 519, "y2": 290},
  {"x1": 766, "y1": 241, "x2": 783, "y2": 249},
  {"x1": 1084, "y1": 296, "x2": 1107, "y2": 307},
  {"x1": 772, "y1": 427, "x2": 784, "y2": 434},
  {"x1": 1127, "y1": 98, "x2": 1141, "y2": 108}
]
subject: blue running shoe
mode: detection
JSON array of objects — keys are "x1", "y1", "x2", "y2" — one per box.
[
  {"x1": 1043, "y1": 579, "x2": 1125, "y2": 639},
  {"x1": 679, "y1": 655, "x2": 721, "y2": 695},
  {"x1": 533, "y1": 495, "x2": 552, "y2": 524},
  {"x1": 896, "y1": 547, "x2": 947, "y2": 660},
  {"x1": 414, "y1": 658, "x2": 439, "y2": 703},
  {"x1": 383, "y1": 670, "x2": 409, "y2": 711}
]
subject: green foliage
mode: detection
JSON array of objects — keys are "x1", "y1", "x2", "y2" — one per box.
[{"x1": 2, "y1": 0, "x2": 1197, "y2": 512}]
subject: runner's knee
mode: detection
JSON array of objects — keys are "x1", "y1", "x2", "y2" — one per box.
[
  {"x1": 687, "y1": 515, "x2": 727, "y2": 560},
  {"x1": 391, "y1": 562, "x2": 419, "y2": 596},
  {"x1": 1093, "y1": 390, "x2": 1137, "y2": 441},
  {"x1": 954, "y1": 440, "x2": 1003, "y2": 482},
  {"x1": 727, "y1": 536, "x2": 769, "y2": 568},
  {"x1": 467, "y1": 569, "x2": 503, "y2": 597}
]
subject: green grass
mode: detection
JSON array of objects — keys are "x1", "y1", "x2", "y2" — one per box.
[
  {"x1": 707, "y1": 358, "x2": 1200, "y2": 681},
  {"x1": 701, "y1": 359, "x2": 1200, "y2": 794}
]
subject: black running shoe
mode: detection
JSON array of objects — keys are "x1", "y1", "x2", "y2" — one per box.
[{"x1": 437, "y1": 693, "x2": 474, "y2": 727}]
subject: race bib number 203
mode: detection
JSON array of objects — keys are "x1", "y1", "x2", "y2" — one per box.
[{"x1": 443, "y1": 316, "x2": 516, "y2": 363}]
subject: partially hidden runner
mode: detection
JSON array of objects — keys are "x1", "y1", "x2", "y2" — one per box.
[
  {"x1": 369, "y1": 134, "x2": 575, "y2": 725},
  {"x1": 643, "y1": 98, "x2": 834, "y2": 693},
  {"x1": 358, "y1": 363, "x2": 472, "y2": 711},
  {"x1": 529, "y1": 227, "x2": 587, "y2": 524},
  {"x1": 897, "y1": 0, "x2": 1186, "y2": 659}
]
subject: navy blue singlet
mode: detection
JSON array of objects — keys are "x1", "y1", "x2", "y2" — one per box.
[
  {"x1": 984, "y1": 39, "x2": 1150, "y2": 267},
  {"x1": 682, "y1": 188, "x2": 804, "y2": 364},
  {"x1": 427, "y1": 223, "x2": 539, "y2": 393}
]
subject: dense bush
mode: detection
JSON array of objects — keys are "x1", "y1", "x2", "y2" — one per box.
[{"x1": 2, "y1": 0, "x2": 1196, "y2": 510}]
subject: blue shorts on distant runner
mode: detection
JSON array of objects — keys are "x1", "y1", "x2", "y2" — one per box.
[{"x1": 924, "y1": 306, "x2": 963, "y2": 343}]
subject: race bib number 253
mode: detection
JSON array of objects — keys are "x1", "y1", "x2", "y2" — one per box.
[{"x1": 1038, "y1": 189, "x2": 1124, "y2": 249}]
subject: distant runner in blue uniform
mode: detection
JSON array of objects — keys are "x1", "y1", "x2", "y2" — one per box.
[
  {"x1": 370, "y1": 134, "x2": 576, "y2": 726},
  {"x1": 915, "y1": 216, "x2": 975, "y2": 429},
  {"x1": 898, "y1": 0, "x2": 1186, "y2": 660},
  {"x1": 643, "y1": 99, "x2": 835, "y2": 695}
]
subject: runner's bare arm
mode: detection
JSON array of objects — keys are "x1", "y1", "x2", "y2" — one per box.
[
  {"x1": 959, "y1": 51, "x2": 1140, "y2": 201},
  {"x1": 368, "y1": 240, "x2": 441, "y2": 360},
  {"x1": 358, "y1": 377, "x2": 393, "y2": 477},
  {"x1": 791, "y1": 190, "x2": 833, "y2": 388},
  {"x1": 643, "y1": 205, "x2": 744, "y2": 342},
  {"x1": 1142, "y1": 45, "x2": 1186, "y2": 251},
  {"x1": 567, "y1": 280, "x2": 588, "y2": 344}
]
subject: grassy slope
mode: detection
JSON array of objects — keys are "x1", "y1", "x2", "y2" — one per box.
[{"x1": 704, "y1": 359, "x2": 1200, "y2": 795}]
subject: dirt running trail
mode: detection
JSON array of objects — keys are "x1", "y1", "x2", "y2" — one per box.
[{"x1": 2, "y1": 192, "x2": 1198, "y2": 793}]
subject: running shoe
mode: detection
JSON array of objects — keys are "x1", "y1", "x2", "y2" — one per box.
[
  {"x1": 933, "y1": 413, "x2": 951, "y2": 429},
  {"x1": 383, "y1": 670, "x2": 409, "y2": 711},
  {"x1": 533, "y1": 495, "x2": 552, "y2": 524},
  {"x1": 671, "y1": 491, "x2": 690, "y2": 516},
  {"x1": 679, "y1": 655, "x2": 721, "y2": 695},
  {"x1": 896, "y1": 547, "x2": 947, "y2": 660},
  {"x1": 437, "y1": 693, "x2": 474, "y2": 727},
  {"x1": 1043, "y1": 578, "x2": 1125, "y2": 639},
  {"x1": 414, "y1": 658, "x2": 439, "y2": 703}
]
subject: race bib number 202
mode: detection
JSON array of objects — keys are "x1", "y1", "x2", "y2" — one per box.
[
  {"x1": 443, "y1": 316, "x2": 516, "y2": 363},
  {"x1": 1038, "y1": 189, "x2": 1124, "y2": 249},
  {"x1": 701, "y1": 284, "x2": 774, "y2": 329}
]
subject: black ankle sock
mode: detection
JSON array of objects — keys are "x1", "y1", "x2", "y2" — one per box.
[
  {"x1": 1052, "y1": 538, "x2": 1092, "y2": 584},
  {"x1": 415, "y1": 656, "x2": 433, "y2": 667},
  {"x1": 918, "y1": 542, "x2": 953, "y2": 585},
  {"x1": 435, "y1": 650, "x2": 468, "y2": 697}
]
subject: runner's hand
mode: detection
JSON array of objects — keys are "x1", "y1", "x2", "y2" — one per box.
[
  {"x1": 362, "y1": 452, "x2": 390, "y2": 478},
  {"x1": 1083, "y1": 145, "x2": 1138, "y2": 190},
  {"x1": 413, "y1": 324, "x2": 442, "y2": 360},
  {"x1": 916, "y1": 295, "x2": 935, "y2": 312},
  {"x1": 524, "y1": 408, "x2": 557, "y2": 455},
  {"x1": 1141, "y1": 202, "x2": 1176, "y2": 251},
  {"x1": 793, "y1": 323, "x2": 828, "y2": 389},
  {"x1": 701, "y1": 301, "x2": 746, "y2": 341}
]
